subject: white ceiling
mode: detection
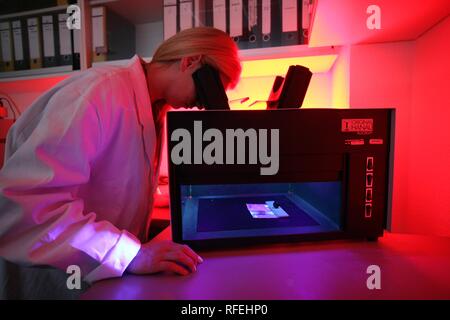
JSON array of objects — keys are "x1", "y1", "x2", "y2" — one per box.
[{"x1": 309, "y1": 0, "x2": 450, "y2": 47}]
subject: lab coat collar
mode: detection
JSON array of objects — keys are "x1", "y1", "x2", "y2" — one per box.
[{"x1": 126, "y1": 55, "x2": 157, "y2": 168}]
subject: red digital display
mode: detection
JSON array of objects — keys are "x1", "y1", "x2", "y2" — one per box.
[{"x1": 341, "y1": 119, "x2": 374, "y2": 134}]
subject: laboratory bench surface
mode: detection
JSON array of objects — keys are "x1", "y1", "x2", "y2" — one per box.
[{"x1": 81, "y1": 209, "x2": 450, "y2": 300}]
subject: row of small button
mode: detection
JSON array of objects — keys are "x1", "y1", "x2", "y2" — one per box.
[{"x1": 365, "y1": 157, "x2": 374, "y2": 218}]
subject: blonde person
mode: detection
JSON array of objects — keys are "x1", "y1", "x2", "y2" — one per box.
[{"x1": 0, "y1": 27, "x2": 242, "y2": 283}]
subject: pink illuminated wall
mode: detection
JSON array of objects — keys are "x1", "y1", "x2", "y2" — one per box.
[
  {"x1": 408, "y1": 17, "x2": 450, "y2": 237},
  {"x1": 349, "y1": 16, "x2": 450, "y2": 237},
  {"x1": 330, "y1": 46, "x2": 350, "y2": 108},
  {"x1": 310, "y1": 0, "x2": 450, "y2": 47},
  {"x1": 349, "y1": 41, "x2": 414, "y2": 233},
  {"x1": 0, "y1": 75, "x2": 69, "y2": 114}
]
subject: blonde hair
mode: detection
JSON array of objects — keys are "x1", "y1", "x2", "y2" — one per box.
[{"x1": 152, "y1": 27, "x2": 241, "y2": 89}]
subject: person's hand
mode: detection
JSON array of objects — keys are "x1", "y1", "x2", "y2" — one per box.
[{"x1": 126, "y1": 239, "x2": 203, "y2": 276}]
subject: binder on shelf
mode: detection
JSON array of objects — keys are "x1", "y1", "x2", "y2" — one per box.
[
  {"x1": 301, "y1": 0, "x2": 310, "y2": 43},
  {"x1": 194, "y1": 0, "x2": 206, "y2": 27},
  {"x1": 239, "y1": 0, "x2": 249, "y2": 49},
  {"x1": 261, "y1": 0, "x2": 272, "y2": 47},
  {"x1": 72, "y1": 28, "x2": 80, "y2": 70},
  {"x1": 180, "y1": 0, "x2": 194, "y2": 31},
  {"x1": 11, "y1": 19, "x2": 29, "y2": 70},
  {"x1": 261, "y1": 0, "x2": 271, "y2": 46},
  {"x1": 42, "y1": 15, "x2": 58, "y2": 68},
  {"x1": 163, "y1": 0, "x2": 178, "y2": 40},
  {"x1": 92, "y1": 7, "x2": 107, "y2": 62},
  {"x1": 27, "y1": 17, "x2": 43, "y2": 69},
  {"x1": 205, "y1": 0, "x2": 213, "y2": 27},
  {"x1": 244, "y1": 0, "x2": 260, "y2": 49},
  {"x1": 0, "y1": 22, "x2": 14, "y2": 72},
  {"x1": 58, "y1": 13, "x2": 72, "y2": 66},
  {"x1": 258, "y1": 0, "x2": 282, "y2": 48},
  {"x1": 229, "y1": 0, "x2": 244, "y2": 46},
  {"x1": 212, "y1": 0, "x2": 227, "y2": 33},
  {"x1": 280, "y1": 0, "x2": 302, "y2": 46}
]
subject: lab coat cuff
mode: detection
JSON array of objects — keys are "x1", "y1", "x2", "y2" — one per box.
[{"x1": 84, "y1": 230, "x2": 141, "y2": 283}]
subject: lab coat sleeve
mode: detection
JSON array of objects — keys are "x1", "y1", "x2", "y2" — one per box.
[{"x1": 0, "y1": 88, "x2": 141, "y2": 283}]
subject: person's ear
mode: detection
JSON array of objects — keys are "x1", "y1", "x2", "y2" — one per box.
[{"x1": 180, "y1": 55, "x2": 203, "y2": 72}]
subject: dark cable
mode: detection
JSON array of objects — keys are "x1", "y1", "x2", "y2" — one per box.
[
  {"x1": 0, "y1": 98, "x2": 17, "y2": 120},
  {"x1": 9, "y1": 97, "x2": 21, "y2": 116},
  {"x1": 0, "y1": 92, "x2": 21, "y2": 117}
]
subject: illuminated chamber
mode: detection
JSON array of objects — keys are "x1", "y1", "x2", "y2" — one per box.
[{"x1": 181, "y1": 182, "x2": 342, "y2": 241}]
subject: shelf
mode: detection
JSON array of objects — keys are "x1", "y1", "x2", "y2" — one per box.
[
  {"x1": 91, "y1": 45, "x2": 338, "y2": 77},
  {"x1": 238, "y1": 44, "x2": 334, "y2": 60},
  {"x1": 0, "y1": 5, "x2": 68, "y2": 20},
  {"x1": 0, "y1": 45, "x2": 336, "y2": 82},
  {"x1": 241, "y1": 54, "x2": 337, "y2": 77},
  {"x1": 91, "y1": 57, "x2": 150, "y2": 67},
  {"x1": 0, "y1": 65, "x2": 74, "y2": 82}
]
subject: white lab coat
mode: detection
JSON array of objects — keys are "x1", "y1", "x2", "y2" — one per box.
[{"x1": 0, "y1": 55, "x2": 159, "y2": 283}]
